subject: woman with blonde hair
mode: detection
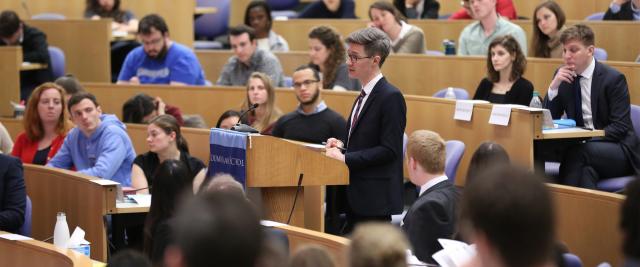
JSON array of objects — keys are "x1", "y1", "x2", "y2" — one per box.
[
  {"x1": 240, "y1": 72, "x2": 282, "y2": 135},
  {"x1": 12, "y1": 82, "x2": 72, "y2": 165}
]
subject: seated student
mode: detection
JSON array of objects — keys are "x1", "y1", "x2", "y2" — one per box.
[
  {"x1": 350, "y1": 223, "x2": 410, "y2": 267},
  {"x1": 457, "y1": 0, "x2": 527, "y2": 56},
  {"x1": 472, "y1": 35, "x2": 533, "y2": 106},
  {"x1": 244, "y1": 1, "x2": 289, "y2": 52},
  {"x1": 604, "y1": 0, "x2": 640, "y2": 20},
  {"x1": 143, "y1": 159, "x2": 192, "y2": 265},
  {"x1": 544, "y1": 24, "x2": 640, "y2": 189},
  {"x1": 393, "y1": 0, "x2": 440, "y2": 19},
  {"x1": 12, "y1": 83, "x2": 73, "y2": 165},
  {"x1": 240, "y1": 72, "x2": 283, "y2": 135},
  {"x1": 289, "y1": 244, "x2": 336, "y2": 267},
  {"x1": 621, "y1": 178, "x2": 640, "y2": 266},
  {"x1": 369, "y1": 1, "x2": 426, "y2": 54},
  {"x1": 0, "y1": 10, "x2": 53, "y2": 100},
  {"x1": 107, "y1": 249, "x2": 151, "y2": 267},
  {"x1": 164, "y1": 192, "x2": 263, "y2": 267},
  {"x1": 47, "y1": 92, "x2": 136, "y2": 186},
  {"x1": 85, "y1": 0, "x2": 140, "y2": 82},
  {"x1": 402, "y1": 130, "x2": 459, "y2": 264},
  {"x1": 449, "y1": 0, "x2": 517, "y2": 20},
  {"x1": 459, "y1": 166, "x2": 556, "y2": 267},
  {"x1": 85, "y1": 0, "x2": 138, "y2": 33},
  {"x1": 298, "y1": 0, "x2": 357, "y2": 19},
  {"x1": 117, "y1": 14, "x2": 206, "y2": 86},
  {"x1": 217, "y1": 25, "x2": 285, "y2": 87},
  {"x1": 54, "y1": 74, "x2": 85, "y2": 102},
  {"x1": 0, "y1": 122, "x2": 12, "y2": 154},
  {"x1": 131, "y1": 115, "x2": 206, "y2": 195},
  {"x1": 0, "y1": 154, "x2": 26, "y2": 234},
  {"x1": 466, "y1": 141, "x2": 510, "y2": 182},
  {"x1": 308, "y1": 26, "x2": 360, "y2": 91},
  {"x1": 531, "y1": 1, "x2": 567, "y2": 58},
  {"x1": 122, "y1": 93, "x2": 184, "y2": 126},
  {"x1": 215, "y1": 110, "x2": 241, "y2": 130}
]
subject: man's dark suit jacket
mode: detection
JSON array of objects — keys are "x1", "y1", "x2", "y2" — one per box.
[
  {"x1": 546, "y1": 60, "x2": 640, "y2": 175},
  {"x1": 0, "y1": 154, "x2": 26, "y2": 234},
  {"x1": 0, "y1": 24, "x2": 53, "y2": 99},
  {"x1": 343, "y1": 77, "x2": 407, "y2": 216},
  {"x1": 604, "y1": 1, "x2": 636, "y2": 20}
]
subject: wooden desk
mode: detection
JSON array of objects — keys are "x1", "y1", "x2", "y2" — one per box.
[
  {"x1": 0, "y1": 118, "x2": 22, "y2": 141},
  {"x1": 20, "y1": 62, "x2": 48, "y2": 71},
  {"x1": 23, "y1": 164, "x2": 118, "y2": 262},
  {"x1": 548, "y1": 184, "x2": 624, "y2": 267},
  {"x1": 194, "y1": 7, "x2": 218, "y2": 15},
  {"x1": 0, "y1": 231, "x2": 98, "y2": 267},
  {"x1": 0, "y1": 47, "x2": 21, "y2": 116},
  {"x1": 542, "y1": 128, "x2": 606, "y2": 139},
  {"x1": 271, "y1": 224, "x2": 350, "y2": 267},
  {"x1": 26, "y1": 19, "x2": 111, "y2": 83},
  {"x1": 195, "y1": 51, "x2": 640, "y2": 105}
]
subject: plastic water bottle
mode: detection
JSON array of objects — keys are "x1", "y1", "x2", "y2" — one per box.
[
  {"x1": 529, "y1": 91, "x2": 542, "y2": 108},
  {"x1": 53, "y1": 212, "x2": 70, "y2": 248},
  {"x1": 444, "y1": 87, "x2": 456, "y2": 99}
]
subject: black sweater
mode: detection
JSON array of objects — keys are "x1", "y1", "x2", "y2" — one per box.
[
  {"x1": 272, "y1": 107, "x2": 347, "y2": 144},
  {"x1": 473, "y1": 77, "x2": 534, "y2": 106}
]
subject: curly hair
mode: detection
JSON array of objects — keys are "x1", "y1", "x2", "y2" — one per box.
[
  {"x1": 486, "y1": 35, "x2": 527, "y2": 83},
  {"x1": 308, "y1": 26, "x2": 346, "y2": 89}
]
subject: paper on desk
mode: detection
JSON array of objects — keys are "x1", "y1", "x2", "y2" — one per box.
[
  {"x1": 454, "y1": 101, "x2": 475, "y2": 121},
  {"x1": 489, "y1": 105, "x2": 512, "y2": 126},
  {"x1": 91, "y1": 179, "x2": 120, "y2": 186},
  {"x1": 432, "y1": 239, "x2": 476, "y2": 267},
  {"x1": 0, "y1": 233, "x2": 33, "y2": 241},
  {"x1": 112, "y1": 30, "x2": 127, "y2": 37},
  {"x1": 68, "y1": 227, "x2": 90, "y2": 248},
  {"x1": 260, "y1": 220, "x2": 287, "y2": 227},
  {"x1": 127, "y1": 194, "x2": 151, "y2": 206}
]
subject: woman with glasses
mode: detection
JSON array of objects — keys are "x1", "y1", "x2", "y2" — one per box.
[
  {"x1": 308, "y1": 26, "x2": 360, "y2": 91},
  {"x1": 240, "y1": 72, "x2": 283, "y2": 135},
  {"x1": 369, "y1": 1, "x2": 426, "y2": 54}
]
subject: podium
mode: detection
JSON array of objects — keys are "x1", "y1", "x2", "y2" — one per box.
[{"x1": 216, "y1": 134, "x2": 349, "y2": 232}]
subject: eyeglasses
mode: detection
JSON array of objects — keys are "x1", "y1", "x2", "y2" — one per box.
[
  {"x1": 347, "y1": 54, "x2": 373, "y2": 64},
  {"x1": 293, "y1": 79, "x2": 319, "y2": 89}
]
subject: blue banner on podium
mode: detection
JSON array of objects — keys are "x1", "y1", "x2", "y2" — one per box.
[{"x1": 208, "y1": 128, "x2": 249, "y2": 187}]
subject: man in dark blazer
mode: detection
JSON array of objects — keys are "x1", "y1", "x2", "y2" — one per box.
[
  {"x1": 545, "y1": 24, "x2": 640, "y2": 188},
  {"x1": 0, "y1": 10, "x2": 53, "y2": 101},
  {"x1": 326, "y1": 27, "x2": 406, "y2": 234},
  {"x1": 0, "y1": 154, "x2": 26, "y2": 234},
  {"x1": 402, "y1": 130, "x2": 458, "y2": 264},
  {"x1": 603, "y1": 0, "x2": 640, "y2": 20}
]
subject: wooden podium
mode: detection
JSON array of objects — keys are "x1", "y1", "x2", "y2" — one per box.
[{"x1": 241, "y1": 135, "x2": 349, "y2": 232}]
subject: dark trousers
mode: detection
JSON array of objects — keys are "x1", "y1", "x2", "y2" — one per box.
[
  {"x1": 559, "y1": 140, "x2": 634, "y2": 189},
  {"x1": 342, "y1": 211, "x2": 391, "y2": 235}
]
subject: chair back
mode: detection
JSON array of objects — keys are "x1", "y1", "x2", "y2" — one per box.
[
  {"x1": 585, "y1": 12, "x2": 604, "y2": 20},
  {"x1": 19, "y1": 196, "x2": 32, "y2": 237},
  {"x1": 195, "y1": 0, "x2": 230, "y2": 39},
  {"x1": 594, "y1": 48, "x2": 608, "y2": 61},
  {"x1": 445, "y1": 140, "x2": 465, "y2": 182},
  {"x1": 48, "y1": 46, "x2": 65, "y2": 79},
  {"x1": 433, "y1": 88, "x2": 469, "y2": 100},
  {"x1": 32, "y1": 13, "x2": 66, "y2": 20},
  {"x1": 563, "y1": 253, "x2": 583, "y2": 267},
  {"x1": 631, "y1": 104, "x2": 640, "y2": 135}
]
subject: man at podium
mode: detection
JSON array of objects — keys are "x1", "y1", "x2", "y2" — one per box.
[{"x1": 325, "y1": 28, "x2": 407, "y2": 234}]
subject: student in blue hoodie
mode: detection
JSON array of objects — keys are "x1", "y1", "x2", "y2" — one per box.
[{"x1": 48, "y1": 92, "x2": 135, "y2": 186}]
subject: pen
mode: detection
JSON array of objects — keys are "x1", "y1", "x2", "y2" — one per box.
[
  {"x1": 580, "y1": 127, "x2": 593, "y2": 131},
  {"x1": 321, "y1": 142, "x2": 347, "y2": 151}
]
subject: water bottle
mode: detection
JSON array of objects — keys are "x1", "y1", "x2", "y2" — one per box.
[
  {"x1": 442, "y1": 39, "x2": 456, "y2": 55},
  {"x1": 529, "y1": 91, "x2": 542, "y2": 108},
  {"x1": 444, "y1": 87, "x2": 457, "y2": 99},
  {"x1": 53, "y1": 212, "x2": 70, "y2": 248}
]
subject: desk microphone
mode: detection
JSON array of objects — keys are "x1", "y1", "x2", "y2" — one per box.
[
  {"x1": 21, "y1": 0, "x2": 32, "y2": 18},
  {"x1": 286, "y1": 173, "x2": 304, "y2": 225},
  {"x1": 231, "y1": 103, "x2": 259, "y2": 133}
]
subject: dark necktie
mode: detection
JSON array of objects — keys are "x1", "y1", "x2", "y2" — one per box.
[
  {"x1": 350, "y1": 90, "x2": 367, "y2": 133},
  {"x1": 573, "y1": 75, "x2": 584, "y2": 126}
]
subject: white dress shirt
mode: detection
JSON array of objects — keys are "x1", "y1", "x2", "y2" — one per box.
[
  {"x1": 349, "y1": 73, "x2": 383, "y2": 131},
  {"x1": 418, "y1": 175, "x2": 449, "y2": 197},
  {"x1": 547, "y1": 57, "x2": 596, "y2": 128}
]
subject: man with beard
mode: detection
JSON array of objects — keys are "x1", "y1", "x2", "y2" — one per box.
[
  {"x1": 117, "y1": 14, "x2": 205, "y2": 85},
  {"x1": 272, "y1": 65, "x2": 347, "y2": 234}
]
